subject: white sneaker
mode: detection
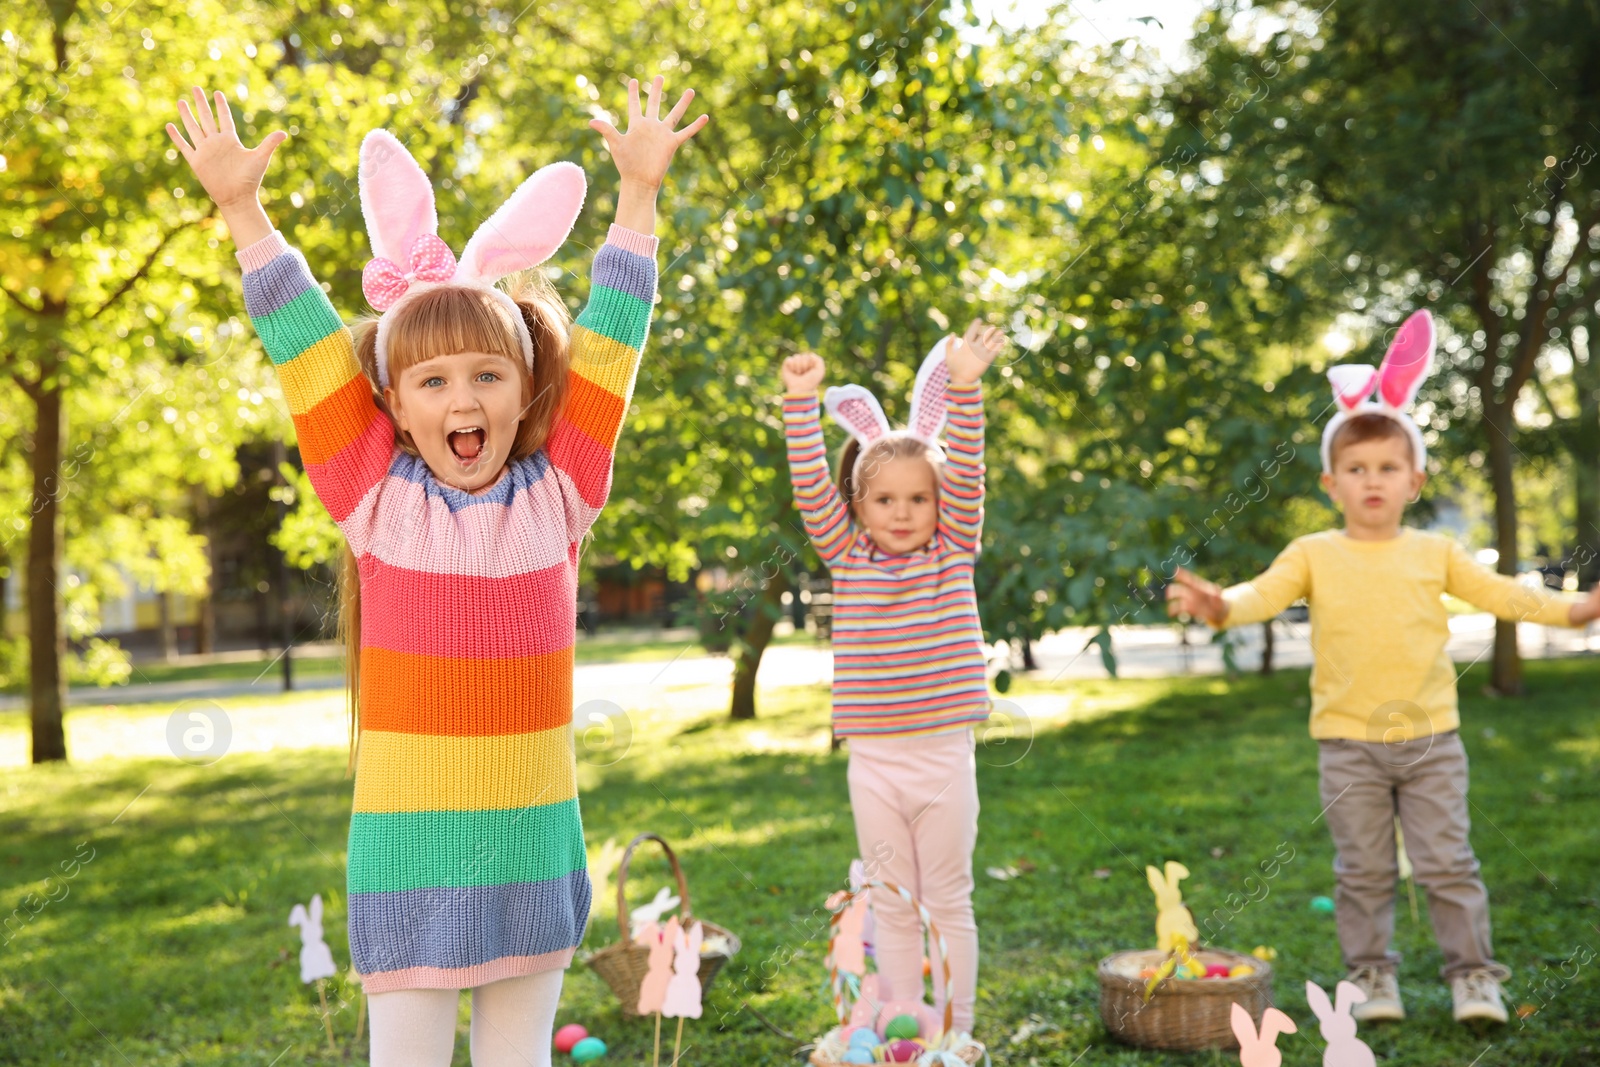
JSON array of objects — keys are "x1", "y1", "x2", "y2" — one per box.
[
  {"x1": 1346, "y1": 964, "x2": 1405, "y2": 1021},
  {"x1": 1451, "y1": 969, "x2": 1509, "y2": 1023}
]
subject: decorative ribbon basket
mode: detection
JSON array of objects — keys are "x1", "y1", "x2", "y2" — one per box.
[
  {"x1": 809, "y1": 879, "x2": 985, "y2": 1067},
  {"x1": 1098, "y1": 947, "x2": 1275, "y2": 1051},
  {"x1": 584, "y1": 832, "x2": 741, "y2": 1016}
]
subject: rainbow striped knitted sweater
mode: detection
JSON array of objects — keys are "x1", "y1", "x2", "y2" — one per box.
[
  {"x1": 237, "y1": 223, "x2": 658, "y2": 993},
  {"x1": 782, "y1": 383, "x2": 991, "y2": 738}
]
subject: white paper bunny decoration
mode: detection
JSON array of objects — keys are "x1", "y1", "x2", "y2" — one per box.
[
  {"x1": 357, "y1": 129, "x2": 588, "y2": 389},
  {"x1": 1306, "y1": 980, "x2": 1377, "y2": 1067},
  {"x1": 287, "y1": 892, "x2": 338, "y2": 984}
]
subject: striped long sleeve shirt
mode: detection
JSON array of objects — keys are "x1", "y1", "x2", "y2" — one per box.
[
  {"x1": 783, "y1": 382, "x2": 991, "y2": 738},
  {"x1": 236, "y1": 223, "x2": 658, "y2": 993}
]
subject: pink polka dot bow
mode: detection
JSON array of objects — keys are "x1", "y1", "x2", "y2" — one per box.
[{"x1": 361, "y1": 234, "x2": 457, "y2": 311}]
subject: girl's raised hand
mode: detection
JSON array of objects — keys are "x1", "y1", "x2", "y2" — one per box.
[
  {"x1": 945, "y1": 320, "x2": 1009, "y2": 384},
  {"x1": 781, "y1": 352, "x2": 826, "y2": 395},
  {"x1": 589, "y1": 75, "x2": 709, "y2": 190},
  {"x1": 1166, "y1": 567, "x2": 1229, "y2": 628},
  {"x1": 166, "y1": 88, "x2": 286, "y2": 210}
]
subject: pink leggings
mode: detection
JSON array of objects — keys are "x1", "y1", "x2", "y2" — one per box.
[
  {"x1": 847, "y1": 728, "x2": 980, "y2": 1034},
  {"x1": 366, "y1": 968, "x2": 563, "y2": 1067}
]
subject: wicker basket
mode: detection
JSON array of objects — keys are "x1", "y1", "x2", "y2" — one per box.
[
  {"x1": 584, "y1": 832, "x2": 741, "y2": 1016},
  {"x1": 809, "y1": 879, "x2": 984, "y2": 1067},
  {"x1": 1098, "y1": 947, "x2": 1275, "y2": 1051}
]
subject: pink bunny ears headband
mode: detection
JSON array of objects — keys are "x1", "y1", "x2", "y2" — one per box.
[
  {"x1": 823, "y1": 336, "x2": 953, "y2": 456},
  {"x1": 1319, "y1": 308, "x2": 1435, "y2": 473},
  {"x1": 358, "y1": 129, "x2": 587, "y2": 390}
]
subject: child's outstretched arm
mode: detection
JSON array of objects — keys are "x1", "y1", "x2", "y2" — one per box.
[
  {"x1": 1168, "y1": 543, "x2": 1311, "y2": 629},
  {"x1": 781, "y1": 353, "x2": 854, "y2": 564},
  {"x1": 938, "y1": 321, "x2": 1007, "y2": 551},
  {"x1": 1444, "y1": 541, "x2": 1600, "y2": 628},
  {"x1": 546, "y1": 75, "x2": 707, "y2": 540},
  {"x1": 167, "y1": 88, "x2": 391, "y2": 555}
]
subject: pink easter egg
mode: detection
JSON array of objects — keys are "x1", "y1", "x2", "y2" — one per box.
[
  {"x1": 1205, "y1": 964, "x2": 1231, "y2": 979},
  {"x1": 553, "y1": 1024, "x2": 588, "y2": 1053},
  {"x1": 886, "y1": 1039, "x2": 921, "y2": 1062}
]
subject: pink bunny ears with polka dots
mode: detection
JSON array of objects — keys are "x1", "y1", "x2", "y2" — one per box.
[
  {"x1": 823, "y1": 336, "x2": 953, "y2": 454},
  {"x1": 358, "y1": 129, "x2": 587, "y2": 389},
  {"x1": 1319, "y1": 309, "x2": 1434, "y2": 473}
]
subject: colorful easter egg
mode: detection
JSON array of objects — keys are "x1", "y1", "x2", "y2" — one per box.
[
  {"x1": 1311, "y1": 895, "x2": 1335, "y2": 914},
  {"x1": 884, "y1": 1014, "x2": 920, "y2": 1040},
  {"x1": 886, "y1": 1039, "x2": 922, "y2": 1062},
  {"x1": 1204, "y1": 964, "x2": 1231, "y2": 979},
  {"x1": 553, "y1": 1025, "x2": 588, "y2": 1053},
  {"x1": 570, "y1": 1036, "x2": 607, "y2": 1062},
  {"x1": 842, "y1": 1050, "x2": 875, "y2": 1065}
]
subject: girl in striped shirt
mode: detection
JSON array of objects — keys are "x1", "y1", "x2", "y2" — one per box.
[
  {"x1": 169, "y1": 78, "x2": 704, "y2": 1067},
  {"x1": 779, "y1": 322, "x2": 1008, "y2": 1035}
]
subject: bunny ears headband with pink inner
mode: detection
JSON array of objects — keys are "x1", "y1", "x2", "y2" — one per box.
[
  {"x1": 358, "y1": 129, "x2": 587, "y2": 390},
  {"x1": 1319, "y1": 308, "x2": 1435, "y2": 473},
  {"x1": 823, "y1": 336, "x2": 954, "y2": 457}
]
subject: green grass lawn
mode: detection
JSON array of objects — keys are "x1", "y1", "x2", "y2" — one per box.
[{"x1": 2, "y1": 659, "x2": 1597, "y2": 1065}]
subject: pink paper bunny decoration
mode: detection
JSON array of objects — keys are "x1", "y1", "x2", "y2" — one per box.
[
  {"x1": 636, "y1": 916, "x2": 677, "y2": 1015},
  {"x1": 1231, "y1": 1002, "x2": 1297, "y2": 1067},
  {"x1": 660, "y1": 919, "x2": 704, "y2": 1019},
  {"x1": 823, "y1": 334, "x2": 954, "y2": 457},
  {"x1": 357, "y1": 129, "x2": 587, "y2": 389},
  {"x1": 1306, "y1": 980, "x2": 1376, "y2": 1067},
  {"x1": 1319, "y1": 308, "x2": 1435, "y2": 473}
]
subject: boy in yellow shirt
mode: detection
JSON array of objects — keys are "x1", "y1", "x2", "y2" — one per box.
[{"x1": 1167, "y1": 311, "x2": 1600, "y2": 1024}]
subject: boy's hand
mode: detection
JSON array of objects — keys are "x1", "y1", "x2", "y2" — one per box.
[
  {"x1": 1570, "y1": 583, "x2": 1600, "y2": 627},
  {"x1": 946, "y1": 320, "x2": 1009, "y2": 384},
  {"x1": 166, "y1": 88, "x2": 286, "y2": 210},
  {"x1": 1166, "y1": 567, "x2": 1229, "y2": 627},
  {"x1": 588, "y1": 75, "x2": 709, "y2": 191},
  {"x1": 781, "y1": 352, "x2": 825, "y2": 395}
]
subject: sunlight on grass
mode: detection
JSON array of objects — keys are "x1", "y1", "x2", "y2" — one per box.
[{"x1": 1, "y1": 661, "x2": 1597, "y2": 1064}]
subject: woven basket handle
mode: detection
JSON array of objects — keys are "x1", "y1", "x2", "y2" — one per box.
[
  {"x1": 615, "y1": 832, "x2": 692, "y2": 942},
  {"x1": 826, "y1": 878, "x2": 955, "y2": 1038}
]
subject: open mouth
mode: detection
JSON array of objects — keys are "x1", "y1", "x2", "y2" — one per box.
[{"x1": 447, "y1": 427, "x2": 486, "y2": 465}]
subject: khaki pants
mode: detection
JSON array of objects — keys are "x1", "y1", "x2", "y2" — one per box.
[{"x1": 1317, "y1": 730, "x2": 1510, "y2": 981}]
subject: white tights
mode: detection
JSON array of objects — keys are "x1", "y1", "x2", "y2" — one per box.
[{"x1": 367, "y1": 969, "x2": 564, "y2": 1067}]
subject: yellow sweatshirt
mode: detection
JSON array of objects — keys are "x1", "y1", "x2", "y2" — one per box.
[{"x1": 1221, "y1": 528, "x2": 1581, "y2": 741}]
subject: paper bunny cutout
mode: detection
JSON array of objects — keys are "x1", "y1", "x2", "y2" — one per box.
[
  {"x1": 628, "y1": 885, "x2": 681, "y2": 937},
  {"x1": 661, "y1": 918, "x2": 704, "y2": 1019},
  {"x1": 1148, "y1": 861, "x2": 1199, "y2": 952},
  {"x1": 357, "y1": 129, "x2": 587, "y2": 389},
  {"x1": 823, "y1": 335, "x2": 953, "y2": 455},
  {"x1": 1306, "y1": 980, "x2": 1376, "y2": 1067},
  {"x1": 635, "y1": 917, "x2": 677, "y2": 1015},
  {"x1": 287, "y1": 893, "x2": 338, "y2": 984},
  {"x1": 1231, "y1": 1002, "x2": 1298, "y2": 1067},
  {"x1": 1320, "y1": 308, "x2": 1434, "y2": 473},
  {"x1": 845, "y1": 974, "x2": 942, "y2": 1039}
]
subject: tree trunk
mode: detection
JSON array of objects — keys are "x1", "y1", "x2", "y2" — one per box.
[
  {"x1": 158, "y1": 590, "x2": 178, "y2": 662},
  {"x1": 1484, "y1": 400, "x2": 1523, "y2": 695},
  {"x1": 1020, "y1": 634, "x2": 1036, "y2": 671},
  {"x1": 28, "y1": 380, "x2": 68, "y2": 763},
  {"x1": 192, "y1": 483, "x2": 216, "y2": 655},
  {"x1": 729, "y1": 568, "x2": 790, "y2": 721},
  {"x1": 1260, "y1": 619, "x2": 1274, "y2": 676}
]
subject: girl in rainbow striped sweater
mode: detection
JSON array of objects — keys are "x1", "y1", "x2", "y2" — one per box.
[
  {"x1": 779, "y1": 322, "x2": 1009, "y2": 1036},
  {"x1": 168, "y1": 78, "x2": 705, "y2": 1066}
]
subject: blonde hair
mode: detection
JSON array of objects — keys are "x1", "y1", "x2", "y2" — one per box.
[
  {"x1": 336, "y1": 276, "x2": 572, "y2": 777},
  {"x1": 837, "y1": 434, "x2": 944, "y2": 519}
]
